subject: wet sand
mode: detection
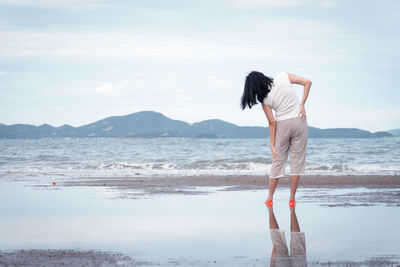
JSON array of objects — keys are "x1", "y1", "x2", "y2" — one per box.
[
  {"x1": 1, "y1": 249, "x2": 399, "y2": 266},
  {"x1": 0, "y1": 249, "x2": 144, "y2": 266},
  {"x1": 63, "y1": 174, "x2": 400, "y2": 190},
  {"x1": 61, "y1": 175, "x2": 400, "y2": 206}
]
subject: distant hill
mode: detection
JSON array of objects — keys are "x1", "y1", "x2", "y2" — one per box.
[
  {"x1": 388, "y1": 129, "x2": 400, "y2": 136},
  {"x1": 0, "y1": 111, "x2": 394, "y2": 139}
]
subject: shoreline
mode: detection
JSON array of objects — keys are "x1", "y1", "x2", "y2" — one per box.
[
  {"x1": 61, "y1": 175, "x2": 400, "y2": 200},
  {"x1": 63, "y1": 174, "x2": 400, "y2": 188}
]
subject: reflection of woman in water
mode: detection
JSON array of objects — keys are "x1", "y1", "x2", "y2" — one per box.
[
  {"x1": 241, "y1": 71, "x2": 311, "y2": 207},
  {"x1": 267, "y1": 206, "x2": 307, "y2": 266}
]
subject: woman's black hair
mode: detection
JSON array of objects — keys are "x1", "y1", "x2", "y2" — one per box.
[{"x1": 241, "y1": 71, "x2": 273, "y2": 110}]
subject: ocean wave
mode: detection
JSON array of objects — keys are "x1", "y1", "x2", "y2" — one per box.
[
  {"x1": 231, "y1": 157, "x2": 272, "y2": 164},
  {"x1": 306, "y1": 163, "x2": 400, "y2": 175},
  {"x1": 2, "y1": 161, "x2": 400, "y2": 180}
]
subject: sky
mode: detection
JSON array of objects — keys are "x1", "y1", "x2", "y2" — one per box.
[{"x1": 0, "y1": 0, "x2": 399, "y2": 132}]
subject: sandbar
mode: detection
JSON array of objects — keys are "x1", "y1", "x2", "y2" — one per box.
[{"x1": 60, "y1": 175, "x2": 400, "y2": 206}]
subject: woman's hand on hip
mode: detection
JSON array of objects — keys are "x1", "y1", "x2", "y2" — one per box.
[{"x1": 299, "y1": 104, "x2": 307, "y2": 120}]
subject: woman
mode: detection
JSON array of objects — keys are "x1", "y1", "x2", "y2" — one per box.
[{"x1": 241, "y1": 71, "x2": 311, "y2": 208}]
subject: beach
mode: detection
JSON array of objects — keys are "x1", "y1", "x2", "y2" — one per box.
[
  {"x1": 1, "y1": 173, "x2": 400, "y2": 266},
  {"x1": 1, "y1": 138, "x2": 400, "y2": 265}
]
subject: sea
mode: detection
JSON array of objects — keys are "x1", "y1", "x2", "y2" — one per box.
[{"x1": 0, "y1": 137, "x2": 399, "y2": 180}]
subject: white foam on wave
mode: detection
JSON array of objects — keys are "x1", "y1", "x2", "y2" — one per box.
[{"x1": 2, "y1": 160, "x2": 400, "y2": 180}]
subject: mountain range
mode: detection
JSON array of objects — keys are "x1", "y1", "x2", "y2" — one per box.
[{"x1": 0, "y1": 111, "x2": 397, "y2": 139}]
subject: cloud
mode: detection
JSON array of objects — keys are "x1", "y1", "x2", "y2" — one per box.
[
  {"x1": 0, "y1": 71, "x2": 7, "y2": 76},
  {"x1": 76, "y1": 81, "x2": 122, "y2": 97},
  {"x1": 0, "y1": 21, "x2": 363, "y2": 63},
  {"x1": 0, "y1": 0, "x2": 338, "y2": 9},
  {"x1": 0, "y1": 0, "x2": 114, "y2": 9},
  {"x1": 228, "y1": 0, "x2": 336, "y2": 8},
  {"x1": 17, "y1": 49, "x2": 82, "y2": 57},
  {"x1": 95, "y1": 82, "x2": 113, "y2": 94}
]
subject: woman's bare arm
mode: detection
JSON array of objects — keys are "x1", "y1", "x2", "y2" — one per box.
[
  {"x1": 262, "y1": 104, "x2": 278, "y2": 159},
  {"x1": 287, "y1": 73, "x2": 312, "y2": 120}
]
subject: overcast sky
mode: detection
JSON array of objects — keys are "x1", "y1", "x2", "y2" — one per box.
[{"x1": 0, "y1": 0, "x2": 399, "y2": 132}]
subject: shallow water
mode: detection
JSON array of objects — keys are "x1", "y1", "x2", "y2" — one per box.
[
  {"x1": 0, "y1": 179, "x2": 399, "y2": 265},
  {"x1": 1, "y1": 137, "x2": 399, "y2": 180}
]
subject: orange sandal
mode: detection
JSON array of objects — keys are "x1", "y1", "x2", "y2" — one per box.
[
  {"x1": 264, "y1": 199, "x2": 273, "y2": 207},
  {"x1": 289, "y1": 200, "x2": 296, "y2": 208}
]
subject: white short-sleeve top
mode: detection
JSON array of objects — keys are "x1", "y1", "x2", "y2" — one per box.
[{"x1": 263, "y1": 72, "x2": 300, "y2": 121}]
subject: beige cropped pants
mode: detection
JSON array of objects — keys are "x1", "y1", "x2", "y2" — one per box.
[{"x1": 270, "y1": 117, "x2": 308, "y2": 178}]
